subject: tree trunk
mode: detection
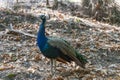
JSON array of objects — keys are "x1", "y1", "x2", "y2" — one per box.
[
  {"x1": 81, "y1": 0, "x2": 120, "y2": 25},
  {"x1": 46, "y1": 0, "x2": 49, "y2": 6},
  {"x1": 52, "y1": 0, "x2": 58, "y2": 10}
]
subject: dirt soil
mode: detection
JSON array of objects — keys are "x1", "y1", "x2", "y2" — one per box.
[{"x1": 0, "y1": 1, "x2": 120, "y2": 80}]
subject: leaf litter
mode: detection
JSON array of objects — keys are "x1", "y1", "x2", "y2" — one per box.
[{"x1": 0, "y1": 1, "x2": 120, "y2": 80}]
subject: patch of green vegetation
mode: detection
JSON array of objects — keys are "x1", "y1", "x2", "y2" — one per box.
[
  {"x1": 3, "y1": 73, "x2": 17, "y2": 80},
  {"x1": 7, "y1": 73, "x2": 16, "y2": 78}
]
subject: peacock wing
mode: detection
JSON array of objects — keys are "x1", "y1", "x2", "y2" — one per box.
[
  {"x1": 47, "y1": 38, "x2": 83, "y2": 67},
  {"x1": 48, "y1": 38, "x2": 75, "y2": 56}
]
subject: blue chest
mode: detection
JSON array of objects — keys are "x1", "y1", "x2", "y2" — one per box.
[
  {"x1": 37, "y1": 35, "x2": 47, "y2": 51},
  {"x1": 37, "y1": 37, "x2": 59, "y2": 58}
]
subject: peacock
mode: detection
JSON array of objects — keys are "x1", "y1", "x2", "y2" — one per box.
[{"x1": 37, "y1": 15, "x2": 87, "y2": 75}]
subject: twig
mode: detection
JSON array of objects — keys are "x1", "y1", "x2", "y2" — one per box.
[
  {"x1": 3, "y1": 23, "x2": 37, "y2": 38},
  {"x1": 9, "y1": 29, "x2": 37, "y2": 38}
]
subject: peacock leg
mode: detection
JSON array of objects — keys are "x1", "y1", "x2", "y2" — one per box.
[
  {"x1": 50, "y1": 59, "x2": 54, "y2": 75},
  {"x1": 51, "y1": 59, "x2": 57, "y2": 78},
  {"x1": 53, "y1": 59, "x2": 56, "y2": 74}
]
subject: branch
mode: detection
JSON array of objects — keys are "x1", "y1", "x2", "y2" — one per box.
[
  {"x1": 7, "y1": 24, "x2": 37, "y2": 38},
  {"x1": 9, "y1": 29, "x2": 37, "y2": 38}
]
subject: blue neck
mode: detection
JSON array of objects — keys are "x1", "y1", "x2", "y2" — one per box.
[
  {"x1": 37, "y1": 19, "x2": 47, "y2": 50},
  {"x1": 39, "y1": 19, "x2": 46, "y2": 37}
]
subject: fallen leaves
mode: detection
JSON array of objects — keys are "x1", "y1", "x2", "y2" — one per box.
[
  {"x1": 0, "y1": 64, "x2": 15, "y2": 71},
  {"x1": 27, "y1": 67, "x2": 36, "y2": 73},
  {"x1": 52, "y1": 76, "x2": 64, "y2": 80},
  {"x1": 33, "y1": 53, "x2": 42, "y2": 61},
  {"x1": 58, "y1": 13, "x2": 64, "y2": 19},
  {"x1": 0, "y1": 2, "x2": 120, "y2": 80}
]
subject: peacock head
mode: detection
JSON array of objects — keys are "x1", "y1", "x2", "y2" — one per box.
[
  {"x1": 39, "y1": 14, "x2": 50, "y2": 21},
  {"x1": 40, "y1": 15, "x2": 46, "y2": 21}
]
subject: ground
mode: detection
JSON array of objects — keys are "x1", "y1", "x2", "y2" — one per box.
[{"x1": 0, "y1": 1, "x2": 120, "y2": 80}]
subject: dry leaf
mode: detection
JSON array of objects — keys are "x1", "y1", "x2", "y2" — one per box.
[
  {"x1": 27, "y1": 67, "x2": 36, "y2": 73},
  {"x1": 0, "y1": 65, "x2": 15, "y2": 71},
  {"x1": 33, "y1": 53, "x2": 42, "y2": 61},
  {"x1": 52, "y1": 76, "x2": 64, "y2": 80},
  {"x1": 58, "y1": 14, "x2": 64, "y2": 19}
]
